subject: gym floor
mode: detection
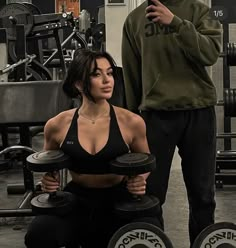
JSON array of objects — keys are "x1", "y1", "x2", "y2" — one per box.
[{"x1": 0, "y1": 132, "x2": 236, "y2": 248}]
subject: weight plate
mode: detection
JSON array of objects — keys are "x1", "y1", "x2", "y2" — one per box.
[
  {"x1": 31, "y1": 191, "x2": 76, "y2": 216},
  {"x1": 233, "y1": 43, "x2": 236, "y2": 66},
  {"x1": 27, "y1": 150, "x2": 70, "y2": 172},
  {"x1": 114, "y1": 195, "x2": 160, "y2": 218},
  {"x1": 110, "y1": 153, "x2": 156, "y2": 175},
  {"x1": 108, "y1": 222, "x2": 174, "y2": 248},
  {"x1": 0, "y1": 3, "x2": 34, "y2": 40},
  {"x1": 227, "y1": 43, "x2": 231, "y2": 66},
  {"x1": 224, "y1": 88, "x2": 230, "y2": 117},
  {"x1": 227, "y1": 43, "x2": 236, "y2": 66},
  {"x1": 192, "y1": 222, "x2": 236, "y2": 248},
  {"x1": 91, "y1": 23, "x2": 105, "y2": 42},
  {"x1": 229, "y1": 88, "x2": 234, "y2": 117},
  {"x1": 21, "y1": 2, "x2": 41, "y2": 15},
  {"x1": 233, "y1": 89, "x2": 236, "y2": 117}
]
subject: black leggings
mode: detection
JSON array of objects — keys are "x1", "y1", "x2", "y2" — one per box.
[{"x1": 25, "y1": 181, "x2": 162, "y2": 248}]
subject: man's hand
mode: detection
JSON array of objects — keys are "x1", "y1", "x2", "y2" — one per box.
[{"x1": 146, "y1": 0, "x2": 174, "y2": 25}]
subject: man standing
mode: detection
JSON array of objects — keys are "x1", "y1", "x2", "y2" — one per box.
[{"x1": 121, "y1": 0, "x2": 222, "y2": 246}]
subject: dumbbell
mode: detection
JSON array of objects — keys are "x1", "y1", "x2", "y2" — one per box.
[
  {"x1": 26, "y1": 150, "x2": 76, "y2": 216},
  {"x1": 110, "y1": 152, "x2": 160, "y2": 218}
]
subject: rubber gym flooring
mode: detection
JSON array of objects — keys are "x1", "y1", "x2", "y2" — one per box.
[{"x1": 0, "y1": 132, "x2": 235, "y2": 248}]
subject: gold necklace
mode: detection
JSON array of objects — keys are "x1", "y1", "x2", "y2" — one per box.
[{"x1": 78, "y1": 109, "x2": 108, "y2": 124}]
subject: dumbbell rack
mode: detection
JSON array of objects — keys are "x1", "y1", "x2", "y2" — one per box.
[{"x1": 213, "y1": 0, "x2": 236, "y2": 188}]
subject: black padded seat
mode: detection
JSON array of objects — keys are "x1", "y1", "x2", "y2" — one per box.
[{"x1": 0, "y1": 80, "x2": 72, "y2": 148}]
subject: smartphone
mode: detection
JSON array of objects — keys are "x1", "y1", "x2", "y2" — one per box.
[
  {"x1": 147, "y1": 0, "x2": 153, "y2": 6},
  {"x1": 147, "y1": 0, "x2": 154, "y2": 21}
]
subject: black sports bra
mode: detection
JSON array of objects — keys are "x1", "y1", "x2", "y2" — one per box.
[{"x1": 60, "y1": 104, "x2": 129, "y2": 174}]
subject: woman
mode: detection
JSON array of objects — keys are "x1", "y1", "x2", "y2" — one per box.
[{"x1": 25, "y1": 49, "x2": 161, "y2": 248}]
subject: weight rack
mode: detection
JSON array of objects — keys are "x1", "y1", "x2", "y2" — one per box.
[{"x1": 212, "y1": 0, "x2": 236, "y2": 188}]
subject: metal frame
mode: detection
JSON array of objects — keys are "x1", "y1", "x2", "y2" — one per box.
[{"x1": 0, "y1": 146, "x2": 36, "y2": 217}]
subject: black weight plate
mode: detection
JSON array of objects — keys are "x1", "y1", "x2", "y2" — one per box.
[
  {"x1": 0, "y1": 3, "x2": 33, "y2": 40},
  {"x1": 230, "y1": 88, "x2": 236, "y2": 117},
  {"x1": 21, "y1": 2, "x2": 41, "y2": 15},
  {"x1": 229, "y1": 88, "x2": 234, "y2": 117},
  {"x1": 91, "y1": 23, "x2": 105, "y2": 42},
  {"x1": 110, "y1": 153, "x2": 156, "y2": 175},
  {"x1": 233, "y1": 43, "x2": 236, "y2": 66},
  {"x1": 192, "y1": 222, "x2": 236, "y2": 248},
  {"x1": 233, "y1": 89, "x2": 236, "y2": 117},
  {"x1": 224, "y1": 88, "x2": 230, "y2": 117},
  {"x1": 114, "y1": 195, "x2": 160, "y2": 218},
  {"x1": 108, "y1": 222, "x2": 174, "y2": 248},
  {"x1": 227, "y1": 43, "x2": 231, "y2": 66},
  {"x1": 27, "y1": 150, "x2": 70, "y2": 172},
  {"x1": 227, "y1": 43, "x2": 236, "y2": 66},
  {"x1": 31, "y1": 191, "x2": 76, "y2": 216}
]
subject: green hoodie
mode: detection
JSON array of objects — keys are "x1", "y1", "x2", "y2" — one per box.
[{"x1": 122, "y1": 0, "x2": 222, "y2": 112}]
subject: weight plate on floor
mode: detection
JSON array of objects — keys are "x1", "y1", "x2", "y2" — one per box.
[
  {"x1": 108, "y1": 222, "x2": 174, "y2": 248},
  {"x1": 192, "y1": 222, "x2": 236, "y2": 248},
  {"x1": 27, "y1": 150, "x2": 70, "y2": 172},
  {"x1": 110, "y1": 153, "x2": 156, "y2": 175}
]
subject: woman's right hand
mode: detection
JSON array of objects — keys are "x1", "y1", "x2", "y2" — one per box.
[{"x1": 41, "y1": 171, "x2": 60, "y2": 192}]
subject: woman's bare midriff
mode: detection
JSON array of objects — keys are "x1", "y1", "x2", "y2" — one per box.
[{"x1": 70, "y1": 171, "x2": 125, "y2": 188}]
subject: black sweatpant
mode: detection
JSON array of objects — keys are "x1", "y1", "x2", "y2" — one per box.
[
  {"x1": 141, "y1": 107, "x2": 216, "y2": 246},
  {"x1": 25, "y1": 181, "x2": 162, "y2": 248}
]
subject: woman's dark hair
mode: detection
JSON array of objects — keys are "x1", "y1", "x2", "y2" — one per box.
[{"x1": 63, "y1": 49, "x2": 117, "y2": 102}]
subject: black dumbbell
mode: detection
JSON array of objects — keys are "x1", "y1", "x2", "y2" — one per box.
[
  {"x1": 110, "y1": 152, "x2": 160, "y2": 218},
  {"x1": 27, "y1": 150, "x2": 76, "y2": 216}
]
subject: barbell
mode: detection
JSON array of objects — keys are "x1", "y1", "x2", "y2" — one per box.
[{"x1": 0, "y1": 54, "x2": 36, "y2": 75}]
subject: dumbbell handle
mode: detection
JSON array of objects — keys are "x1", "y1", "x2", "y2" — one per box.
[
  {"x1": 43, "y1": 171, "x2": 60, "y2": 198},
  {"x1": 127, "y1": 175, "x2": 145, "y2": 201}
]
